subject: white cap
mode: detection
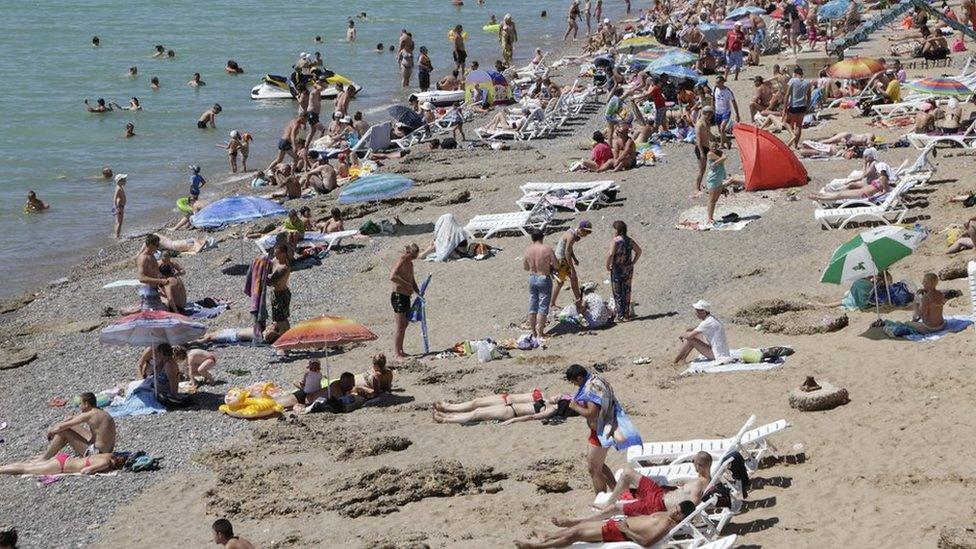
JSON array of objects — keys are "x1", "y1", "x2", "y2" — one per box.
[
  {"x1": 692, "y1": 299, "x2": 711, "y2": 311},
  {"x1": 862, "y1": 146, "x2": 877, "y2": 159},
  {"x1": 299, "y1": 51, "x2": 310, "y2": 59},
  {"x1": 114, "y1": 173, "x2": 128, "y2": 183},
  {"x1": 875, "y1": 162, "x2": 891, "y2": 176},
  {"x1": 230, "y1": 130, "x2": 241, "y2": 139},
  {"x1": 421, "y1": 101, "x2": 434, "y2": 111},
  {"x1": 603, "y1": 18, "x2": 610, "y2": 23},
  {"x1": 333, "y1": 111, "x2": 343, "y2": 120},
  {"x1": 340, "y1": 116, "x2": 352, "y2": 123}
]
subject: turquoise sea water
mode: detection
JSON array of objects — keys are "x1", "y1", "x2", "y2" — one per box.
[{"x1": 0, "y1": 0, "x2": 626, "y2": 299}]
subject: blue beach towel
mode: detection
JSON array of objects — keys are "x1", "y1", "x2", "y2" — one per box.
[
  {"x1": 108, "y1": 379, "x2": 167, "y2": 418},
  {"x1": 573, "y1": 374, "x2": 643, "y2": 450},
  {"x1": 882, "y1": 315, "x2": 973, "y2": 341}
]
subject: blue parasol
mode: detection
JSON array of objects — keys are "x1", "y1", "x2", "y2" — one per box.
[
  {"x1": 726, "y1": 6, "x2": 766, "y2": 19},
  {"x1": 698, "y1": 22, "x2": 732, "y2": 41},
  {"x1": 190, "y1": 196, "x2": 287, "y2": 229},
  {"x1": 338, "y1": 173, "x2": 414, "y2": 204},
  {"x1": 648, "y1": 64, "x2": 705, "y2": 81},
  {"x1": 818, "y1": 0, "x2": 851, "y2": 21},
  {"x1": 643, "y1": 50, "x2": 699, "y2": 71}
]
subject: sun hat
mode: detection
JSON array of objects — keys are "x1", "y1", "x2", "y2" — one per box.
[
  {"x1": 692, "y1": 299, "x2": 711, "y2": 311},
  {"x1": 114, "y1": 173, "x2": 127, "y2": 183},
  {"x1": 862, "y1": 146, "x2": 877, "y2": 159},
  {"x1": 188, "y1": 164, "x2": 200, "y2": 173}
]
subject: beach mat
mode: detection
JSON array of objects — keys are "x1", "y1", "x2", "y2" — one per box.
[
  {"x1": 682, "y1": 348, "x2": 788, "y2": 375},
  {"x1": 885, "y1": 315, "x2": 973, "y2": 341},
  {"x1": 675, "y1": 199, "x2": 770, "y2": 232}
]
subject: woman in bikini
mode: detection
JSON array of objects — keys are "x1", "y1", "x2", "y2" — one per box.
[
  {"x1": 354, "y1": 354, "x2": 394, "y2": 399},
  {"x1": 808, "y1": 167, "x2": 892, "y2": 202},
  {"x1": 432, "y1": 391, "x2": 576, "y2": 425},
  {"x1": 0, "y1": 453, "x2": 125, "y2": 476}
]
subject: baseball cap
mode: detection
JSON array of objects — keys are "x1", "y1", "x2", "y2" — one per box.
[
  {"x1": 578, "y1": 220, "x2": 592, "y2": 232},
  {"x1": 692, "y1": 299, "x2": 711, "y2": 311}
]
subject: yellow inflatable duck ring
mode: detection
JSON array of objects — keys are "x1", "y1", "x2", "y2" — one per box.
[{"x1": 219, "y1": 387, "x2": 284, "y2": 419}]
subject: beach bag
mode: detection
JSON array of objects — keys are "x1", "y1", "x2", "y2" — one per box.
[{"x1": 358, "y1": 220, "x2": 381, "y2": 235}]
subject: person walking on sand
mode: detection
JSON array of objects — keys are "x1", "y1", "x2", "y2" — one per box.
[
  {"x1": 113, "y1": 173, "x2": 127, "y2": 239},
  {"x1": 673, "y1": 300, "x2": 730, "y2": 365},
  {"x1": 693, "y1": 106, "x2": 715, "y2": 196},
  {"x1": 212, "y1": 519, "x2": 254, "y2": 549},
  {"x1": 606, "y1": 220, "x2": 641, "y2": 321},
  {"x1": 500, "y1": 14, "x2": 518, "y2": 66},
  {"x1": 712, "y1": 76, "x2": 739, "y2": 150},
  {"x1": 565, "y1": 0, "x2": 582, "y2": 41},
  {"x1": 584, "y1": 0, "x2": 593, "y2": 35},
  {"x1": 197, "y1": 103, "x2": 221, "y2": 129},
  {"x1": 268, "y1": 115, "x2": 306, "y2": 170},
  {"x1": 783, "y1": 66, "x2": 812, "y2": 149},
  {"x1": 38, "y1": 392, "x2": 116, "y2": 461},
  {"x1": 390, "y1": 244, "x2": 421, "y2": 360},
  {"x1": 524, "y1": 229, "x2": 558, "y2": 342},
  {"x1": 269, "y1": 244, "x2": 292, "y2": 335},
  {"x1": 418, "y1": 46, "x2": 434, "y2": 92},
  {"x1": 552, "y1": 220, "x2": 593, "y2": 311},
  {"x1": 452, "y1": 25, "x2": 467, "y2": 74},
  {"x1": 703, "y1": 145, "x2": 728, "y2": 228},
  {"x1": 564, "y1": 364, "x2": 617, "y2": 494}
]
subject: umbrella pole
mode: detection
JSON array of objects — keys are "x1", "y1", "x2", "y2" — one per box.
[{"x1": 325, "y1": 347, "x2": 332, "y2": 400}]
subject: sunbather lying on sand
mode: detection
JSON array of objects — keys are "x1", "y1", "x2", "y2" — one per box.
[
  {"x1": 432, "y1": 391, "x2": 575, "y2": 425},
  {"x1": 514, "y1": 505, "x2": 694, "y2": 548},
  {"x1": 550, "y1": 452, "x2": 711, "y2": 526},
  {"x1": 191, "y1": 327, "x2": 280, "y2": 346},
  {"x1": 797, "y1": 141, "x2": 863, "y2": 159},
  {"x1": 808, "y1": 164, "x2": 891, "y2": 201},
  {"x1": 156, "y1": 234, "x2": 212, "y2": 254},
  {"x1": 275, "y1": 371, "x2": 366, "y2": 413},
  {"x1": 0, "y1": 453, "x2": 125, "y2": 476}
]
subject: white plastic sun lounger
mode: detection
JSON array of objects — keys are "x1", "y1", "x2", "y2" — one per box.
[
  {"x1": 814, "y1": 178, "x2": 916, "y2": 229},
  {"x1": 255, "y1": 229, "x2": 360, "y2": 253},
  {"x1": 516, "y1": 181, "x2": 616, "y2": 212},
  {"x1": 520, "y1": 180, "x2": 619, "y2": 195},
  {"x1": 627, "y1": 418, "x2": 790, "y2": 469},
  {"x1": 905, "y1": 119, "x2": 976, "y2": 150},
  {"x1": 463, "y1": 198, "x2": 555, "y2": 239},
  {"x1": 571, "y1": 498, "x2": 733, "y2": 549}
]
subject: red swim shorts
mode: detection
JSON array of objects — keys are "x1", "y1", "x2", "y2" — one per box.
[
  {"x1": 588, "y1": 428, "x2": 600, "y2": 447},
  {"x1": 621, "y1": 476, "x2": 667, "y2": 516},
  {"x1": 601, "y1": 519, "x2": 627, "y2": 542}
]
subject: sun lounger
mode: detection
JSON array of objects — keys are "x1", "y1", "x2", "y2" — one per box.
[
  {"x1": 814, "y1": 178, "x2": 915, "y2": 229},
  {"x1": 520, "y1": 180, "x2": 619, "y2": 196},
  {"x1": 463, "y1": 197, "x2": 555, "y2": 239},
  {"x1": 904, "y1": 118, "x2": 976, "y2": 150},
  {"x1": 570, "y1": 498, "x2": 732, "y2": 549},
  {"x1": 627, "y1": 418, "x2": 789, "y2": 469},
  {"x1": 516, "y1": 181, "x2": 616, "y2": 212},
  {"x1": 255, "y1": 230, "x2": 360, "y2": 253}
]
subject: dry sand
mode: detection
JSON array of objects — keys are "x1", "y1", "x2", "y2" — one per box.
[{"x1": 3, "y1": 9, "x2": 976, "y2": 549}]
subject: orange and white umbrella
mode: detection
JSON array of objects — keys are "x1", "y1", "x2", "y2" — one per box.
[
  {"x1": 826, "y1": 57, "x2": 884, "y2": 80},
  {"x1": 273, "y1": 315, "x2": 377, "y2": 398}
]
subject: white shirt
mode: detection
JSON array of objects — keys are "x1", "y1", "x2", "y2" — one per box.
[
  {"x1": 303, "y1": 370, "x2": 323, "y2": 393},
  {"x1": 713, "y1": 86, "x2": 735, "y2": 115},
  {"x1": 695, "y1": 315, "x2": 730, "y2": 359}
]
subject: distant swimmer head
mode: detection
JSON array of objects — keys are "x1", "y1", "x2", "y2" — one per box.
[
  {"x1": 314, "y1": 35, "x2": 323, "y2": 43},
  {"x1": 376, "y1": 43, "x2": 384, "y2": 51},
  {"x1": 541, "y1": 10, "x2": 547, "y2": 17},
  {"x1": 102, "y1": 166, "x2": 113, "y2": 178},
  {"x1": 389, "y1": 45, "x2": 395, "y2": 52},
  {"x1": 128, "y1": 66, "x2": 138, "y2": 75},
  {"x1": 167, "y1": 50, "x2": 175, "y2": 57},
  {"x1": 91, "y1": 36, "x2": 100, "y2": 46},
  {"x1": 213, "y1": 103, "x2": 222, "y2": 113},
  {"x1": 96, "y1": 98, "x2": 106, "y2": 106},
  {"x1": 155, "y1": 45, "x2": 164, "y2": 53}
]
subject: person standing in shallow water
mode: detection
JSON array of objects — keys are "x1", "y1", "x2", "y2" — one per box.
[{"x1": 113, "y1": 174, "x2": 127, "y2": 239}]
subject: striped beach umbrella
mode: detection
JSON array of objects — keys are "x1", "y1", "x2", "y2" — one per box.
[
  {"x1": 905, "y1": 77, "x2": 973, "y2": 96},
  {"x1": 618, "y1": 35, "x2": 659, "y2": 53},
  {"x1": 338, "y1": 173, "x2": 414, "y2": 204},
  {"x1": 826, "y1": 57, "x2": 884, "y2": 80},
  {"x1": 820, "y1": 226, "x2": 926, "y2": 285},
  {"x1": 100, "y1": 310, "x2": 206, "y2": 347},
  {"x1": 273, "y1": 315, "x2": 378, "y2": 398}
]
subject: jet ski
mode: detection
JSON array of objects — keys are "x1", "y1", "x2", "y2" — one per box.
[
  {"x1": 250, "y1": 70, "x2": 362, "y2": 101},
  {"x1": 408, "y1": 89, "x2": 466, "y2": 107}
]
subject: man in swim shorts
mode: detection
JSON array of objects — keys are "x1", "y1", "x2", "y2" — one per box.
[
  {"x1": 197, "y1": 103, "x2": 220, "y2": 129},
  {"x1": 514, "y1": 505, "x2": 694, "y2": 548},
  {"x1": 523, "y1": 229, "x2": 558, "y2": 342},
  {"x1": 137, "y1": 234, "x2": 174, "y2": 311},
  {"x1": 39, "y1": 392, "x2": 116, "y2": 460},
  {"x1": 551, "y1": 220, "x2": 591, "y2": 311},
  {"x1": 268, "y1": 244, "x2": 292, "y2": 334},
  {"x1": 306, "y1": 79, "x2": 326, "y2": 143},
  {"x1": 693, "y1": 106, "x2": 714, "y2": 195},
  {"x1": 452, "y1": 24, "x2": 467, "y2": 73},
  {"x1": 268, "y1": 115, "x2": 306, "y2": 170}
]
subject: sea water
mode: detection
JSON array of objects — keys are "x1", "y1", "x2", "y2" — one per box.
[{"x1": 0, "y1": 0, "x2": 626, "y2": 299}]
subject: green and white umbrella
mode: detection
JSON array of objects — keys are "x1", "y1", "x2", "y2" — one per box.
[{"x1": 820, "y1": 226, "x2": 925, "y2": 285}]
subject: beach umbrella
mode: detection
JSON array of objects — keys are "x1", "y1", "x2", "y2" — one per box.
[
  {"x1": 647, "y1": 64, "x2": 704, "y2": 80},
  {"x1": 387, "y1": 105, "x2": 424, "y2": 130},
  {"x1": 732, "y1": 124, "x2": 808, "y2": 192},
  {"x1": 618, "y1": 35, "x2": 659, "y2": 53},
  {"x1": 338, "y1": 173, "x2": 414, "y2": 204},
  {"x1": 100, "y1": 311, "x2": 206, "y2": 398},
  {"x1": 465, "y1": 70, "x2": 511, "y2": 104},
  {"x1": 273, "y1": 315, "x2": 377, "y2": 398},
  {"x1": 726, "y1": 6, "x2": 766, "y2": 19},
  {"x1": 820, "y1": 226, "x2": 926, "y2": 317},
  {"x1": 643, "y1": 50, "x2": 699, "y2": 70},
  {"x1": 817, "y1": 0, "x2": 851, "y2": 21},
  {"x1": 190, "y1": 196, "x2": 287, "y2": 229},
  {"x1": 826, "y1": 57, "x2": 883, "y2": 80},
  {"x1": 699, "y1": 23, "x2": 733, "y2": 41},
  {"x1": 905, "y1": 77, "x2": 974, "y2": 96}
]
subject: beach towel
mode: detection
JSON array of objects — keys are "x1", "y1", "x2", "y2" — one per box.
[
  {"x1": 102, "y1": 279, "x2": 144, "y2": 290},
  {"x1": 573, "y1": 373, "x2": 643, "y2": 450},
  {"x1": 682, "y1": 348, "x2": 789, "y2": 375},
  {"x1": 676, "y1": 200, "x2": 771, "y2": 231},
  {"x1": 429, "y1": 214, "x2": 467, "y2": 262},
  {"x1": 182, "y1": 300, "x2": 229, "y2": 320},
  {"x1": 243, "y1": 255, "x2": 270, "y2": 325},
  {"x1": 107, "y1": 379, "x2": 167, "y2": 418},
  {"x1": 882, "y1": 315, "x2": 973, "y2": 341}
]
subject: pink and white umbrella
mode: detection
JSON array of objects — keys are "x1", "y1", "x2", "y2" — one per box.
[{"x1": 99, "y1": 310, "x2": 206, "y2": 347}]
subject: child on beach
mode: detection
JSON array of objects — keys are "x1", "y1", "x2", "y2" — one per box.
[
  {"x1": 24, "y1": 191, "x2": 49, "y2": 213},
  {"x1": 355, "y1": 354, "x2": 393, "y2": 398},
  {"x1": 113, "y1": 174, "x2": 126, "y2": 238},
  {"x1": 188, "y1": 165, "x2": 206, "y2": 199},
  {"x1": 197, "y1": 103, "x2": 221, "y2": 129},
  {"x1": 291, "y1": 360, "x2": 323, "y2": 405},
  {"x1": 217, "y1": 130, "x2": 244, "y2": 173},
  {"x1": 172, "y1": 346, "x2": 217, "y2": 386},
  {"x1": 704, "y1": 145, "x2": 728, "y2": 227}
]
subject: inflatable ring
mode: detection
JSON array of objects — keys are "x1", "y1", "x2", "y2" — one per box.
[
  {"x1": 483, "y1": 23, "x2": 500, "y2": 32},
  {"x1": 448, "y1": 30, "x2": 469, "y2": 41},
  {"x1": 219, "y1": 388, "x2": 284, "y2": 419},
  {"x1": 176, "y1": 196, "x2": 193, "y2": 215}
]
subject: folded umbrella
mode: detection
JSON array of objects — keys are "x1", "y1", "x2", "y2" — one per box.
[{"x1": 388, "y1": 105, "x2": 424, "y2": 130}]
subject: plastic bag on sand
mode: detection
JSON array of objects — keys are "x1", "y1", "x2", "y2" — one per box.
[
  {"x1": 472, "y1": 339, "x2": 496, "y2": 362},
  {"x1": 517, "y1": 333, "x2": 538, "y2": 350}
]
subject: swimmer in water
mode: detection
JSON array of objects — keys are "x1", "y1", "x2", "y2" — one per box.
[
  {"x1": 123, "y1": 122, "x2": 135, "y2": 138},
  {"x1": 113, "y1": 97, "x2": 141, "y2": 111},
  {"x1": 91, "y1": 36, "x2": 100, "y2": 47},
  {"x1": 150, "y1": 76, "x2": 159, "y2": 90},
  {"x1": 25, "y1": 191, "x2": 49, "y2": 213},
  {"x1": 347, "y1": 20, "x2": 357, "y2": 42},
  {"x1": 188, "y1": 72, "x2": 205, "y2": 87},
  {"x1": 101, "y1": 167, "x2": 114, "y2": 180},
  {"x1": 84, "y1": 98, "x2": 113, "y2": 112},
  {"x1": 358, "y1": 12, "x2": 367, "y2": 20},
  {"x1": 314, "y1": 35, "x2": 323, "y2": 43},
  {"x1": 488, "y1": 14, "x2": 498, "y2": 25},
  {"x1": 167, "y1": 49, "x2": 175, "y2": 58},
  {"x1": 197, "y1": 104, "x2": 221, "y2": 129},
  {"x1": 225, "y1": 59, "x2": 244, "y2": 74},
  {"x1": 152, "y1": 45, "x2": 165, "y2": 57},
  {"x1": 127, "y1": 66, "x2": 138, "y2": 78}
]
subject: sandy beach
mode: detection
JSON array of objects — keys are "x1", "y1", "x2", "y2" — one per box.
[{"x1": 3, "y1": 3, "x2": 976, "y2": 548}]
